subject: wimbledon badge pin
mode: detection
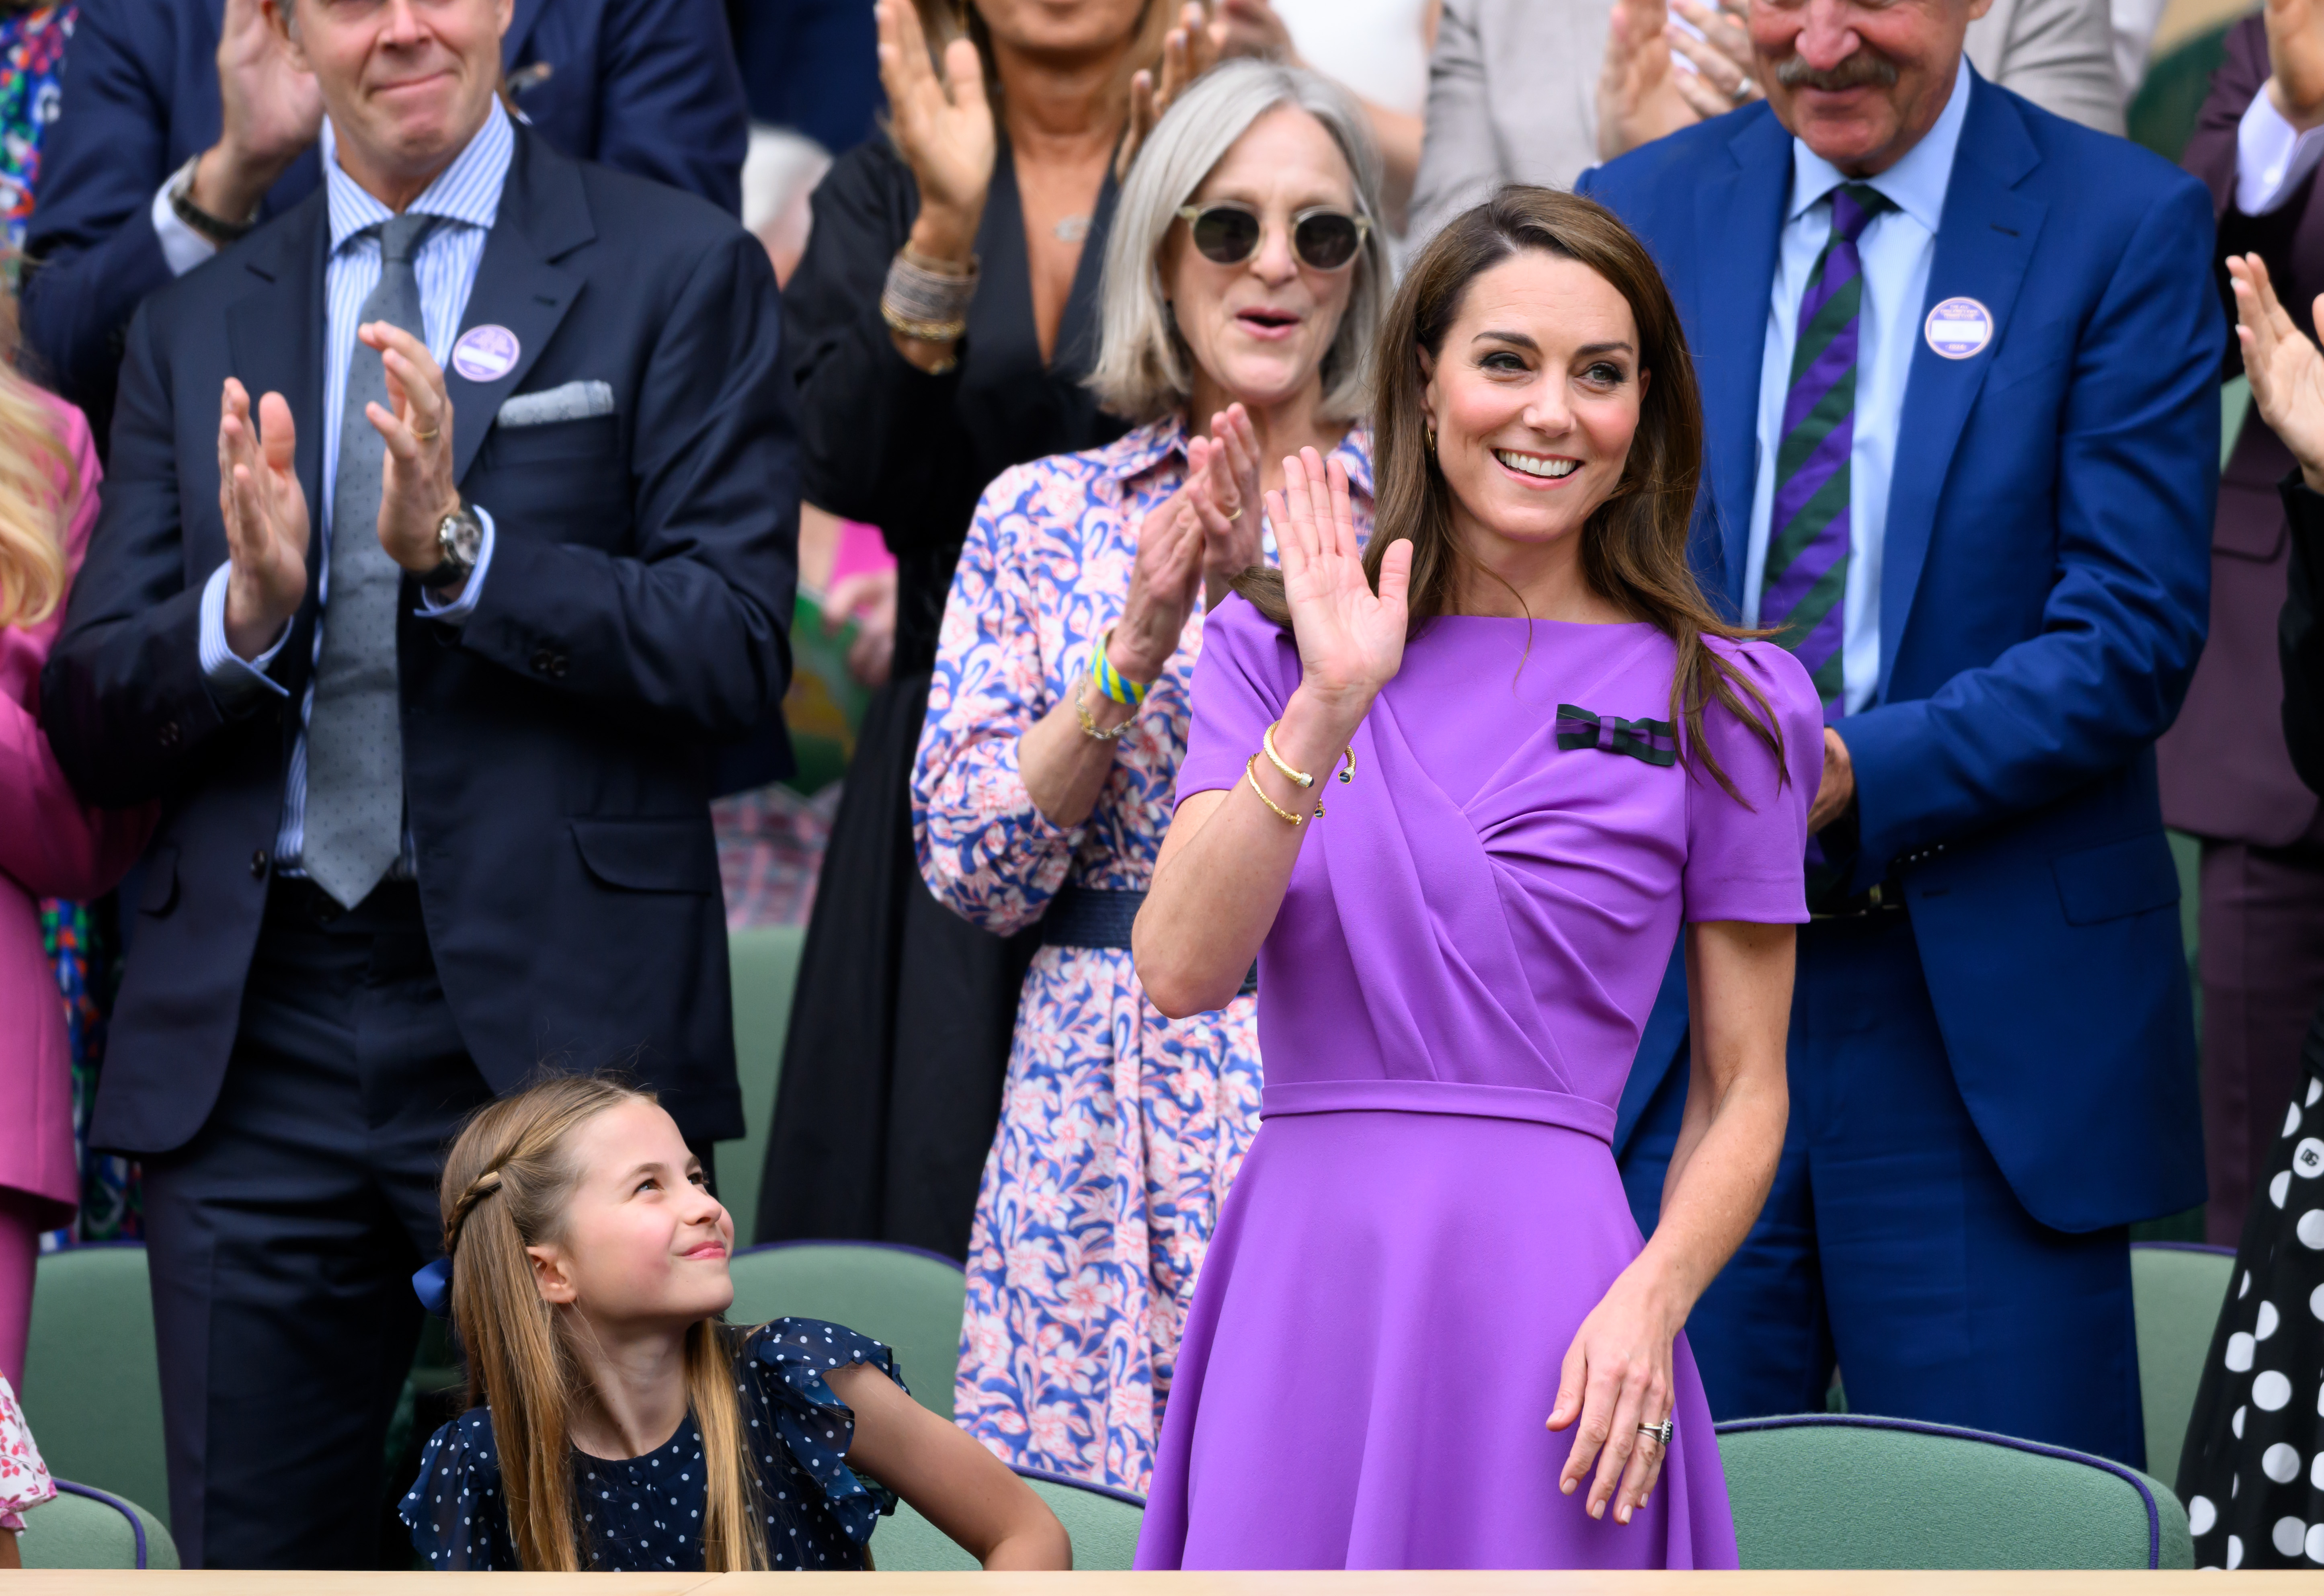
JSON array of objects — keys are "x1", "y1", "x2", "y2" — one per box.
[
  {"x1": 451, "y1": 324, "x2": 521, "y2": 383},
  {"x1": 1923, "y1": 296, "x2": 1993, "y2": 361}
]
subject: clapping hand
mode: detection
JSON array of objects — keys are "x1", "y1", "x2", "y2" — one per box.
[
  {"x1": 217, "y1": 377, "x2": 310, "y2": 661},
  {"x1": 1213, "y1": 0, "x2": 1301, "y2": 62},
  {"x1": 1666, "y1": 0, "x2": 1760, "y2": 118},
  {"x1": 1271, "y1": 447, "x2": 1410, "y2": 721},
  {"x1": 877, "y1": 0, "x2": 997, "y2": 262},
  {"x1": 2267, "y1": 0, "x2": 2324, "y2": 130},
  {"x1": 2232, "y1": 252, "x2": 2324, "y2": 494},
  {"x1": 1597, "y1": 0, "x2": 1698, "y2": 160},
  {"x1": 1122, "y1": 2, "x2": 1224, "y2": 180},
  {"x1": 359, "y1": 322, "x2": 463, "y2": 582},
  {"x1": 197, "y1": 0, "x2": 324, "y2": 224},
  {"x1": 1181, "y1": 405, "x2": 1265, "y2": 611},
  {"x1": 1110, "y1": 482, "x2": 1209, "y2": 687}
]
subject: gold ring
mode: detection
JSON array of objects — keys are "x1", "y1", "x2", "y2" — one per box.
[
  {"x1": 1224, "y1": 504, "x2": 1243, "y2": 522},
  {"x1": 413, "y1": 426, "x2": 441, "y2": 442}
]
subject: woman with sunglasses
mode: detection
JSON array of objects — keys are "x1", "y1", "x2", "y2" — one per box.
[{"x1": 912, "y1": 60, "x2": 1388, "y2": 1494}]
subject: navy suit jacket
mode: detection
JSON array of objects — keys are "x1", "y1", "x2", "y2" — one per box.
[
  {"x1": 40, "y1": 127, "x2": 795, "y2": 1154},
  {"x1": 1578, "y1": 73, "x2": 2217, "y2": 1233},
  {"x1": 22, "y1": 0, "x2": 747, "y2": 445}
]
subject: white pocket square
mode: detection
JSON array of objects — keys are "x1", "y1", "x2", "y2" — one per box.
[{"x1": 496, "y1": 380, "x2": 614, "y2": 428}]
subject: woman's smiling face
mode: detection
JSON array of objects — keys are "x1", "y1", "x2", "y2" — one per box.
[{"x1": 1421, "y1": 250, "x2": 1647, "y2": 561}]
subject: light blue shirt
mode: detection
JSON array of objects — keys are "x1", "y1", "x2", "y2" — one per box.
[
  {"x1": 1741, "y1": 57, "x2": 1970, "y2": 716},
  {"x1": 197, "y1": 101, "x2": 512, "y2": 878}
]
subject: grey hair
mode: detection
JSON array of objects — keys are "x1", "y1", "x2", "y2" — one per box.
[{"x1": 1087, "y1": 60, "x2": 1388, "y2": 426}]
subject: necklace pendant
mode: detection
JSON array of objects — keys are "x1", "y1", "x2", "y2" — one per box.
[{"x1": 1053, "y1": 214, "x2": 1091, "y2": 244}]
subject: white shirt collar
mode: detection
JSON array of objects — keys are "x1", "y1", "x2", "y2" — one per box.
[
  {"x1": 1786, "y1": 55, "x2": 1973, "y2": 235},
  {"x1": 326, "y1": 97, "x2": 513, "y2": 253}
]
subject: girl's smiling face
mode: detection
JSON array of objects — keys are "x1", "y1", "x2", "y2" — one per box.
[{"x1": 525, "y1": 1098, "x2": 735, "y2": 1327}]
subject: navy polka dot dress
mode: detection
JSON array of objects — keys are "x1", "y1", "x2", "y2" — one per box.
[{"x1": 399, "y1": 1318, "x2": 903, "y2": 1570}]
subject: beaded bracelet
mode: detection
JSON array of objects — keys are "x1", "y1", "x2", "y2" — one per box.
[
  {"x1": 1091, "y1": 627, "x2": 1151, "y2": 708},
  {"x1": 882, "y1": 246, "x2": 978, "y2": 346}
]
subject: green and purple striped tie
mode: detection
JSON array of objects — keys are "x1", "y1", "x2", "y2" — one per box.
[{"x1": 1762, "y1": 181, "x2": 1891, "y2": 723}]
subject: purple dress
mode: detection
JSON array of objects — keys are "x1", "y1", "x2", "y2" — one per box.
[{"x1": 1135, "y1": 597, "x2": 1823, "y2": 1571}]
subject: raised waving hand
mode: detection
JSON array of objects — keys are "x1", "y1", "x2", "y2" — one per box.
[
  {"x1": 1268, "y1": 447, "x2": 1411, "y2": 717},
  {"x1": 2232, "y1": 252, "x2": 2324, "y2": 492}
]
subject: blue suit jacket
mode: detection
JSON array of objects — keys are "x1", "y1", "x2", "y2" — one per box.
[
  {"x1": 1578, "y1": 73, "x2": 2217, "y2": 1233},
  {"x1": 22, "y1": 0, "x2": 747, "y2": 445},
  {"x1": 39, "y1": 127, "x2": 794, "y2": 1154}
]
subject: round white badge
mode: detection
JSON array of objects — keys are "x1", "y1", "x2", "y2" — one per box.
[
  {"x1": 451, "y1": 324, "x2": 521, "y2": 383},
  {"x1": 1923, "y1": 296, "x2": 1993, "y2": 361}
]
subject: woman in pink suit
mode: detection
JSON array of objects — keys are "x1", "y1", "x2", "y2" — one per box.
[{"x1": 0, "y1": 362, "x2": 150, "y2": 1392}]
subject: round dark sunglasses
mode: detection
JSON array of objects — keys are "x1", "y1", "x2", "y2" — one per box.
[{"x1": 1176, "y1": 203, "x2": 1370, "y2": 272}]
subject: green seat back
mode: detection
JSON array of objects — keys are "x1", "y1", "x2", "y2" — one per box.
[
  {"x1": 16, "y1": 1482, "x2": 178, "y2": 1569},
  {"x1": 2127, "y1": 21, "x2": 2237, "y2": 162},
  {"x1": 717, "y1": 922, "x2": 807, "y2": 1249},
  {"x1": 872, "y1": 1468, "x2": 1144, "y2": 1571},
  {"x1": 19, "y1": 1246, "x2": 170, "y2": 1530},
  {"x1": 724, "y1": 1241, "x2": 965, "y2": 1421},
  {"x1": 2131, "y1": 1242, "x2": 2237, "y2": 1487},
  {"x1": 1718, "y1": 1414, "x2": 2189, "y2": 1569}
]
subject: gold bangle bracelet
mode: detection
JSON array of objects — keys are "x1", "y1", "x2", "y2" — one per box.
[
  {"x1": 880, "y1": 302, "x2": 968, "y2": 343},
  {"x1": 1244, "y1": 753, "x2": 1305, "y2": 825},
  {"x1": 1260, "y1": 721, "x2": 1315, "y2": 789}
]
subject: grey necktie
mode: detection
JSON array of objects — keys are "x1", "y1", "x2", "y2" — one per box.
[{"x1": 304, "y1": 212, "x2": 436, "y2": 910}]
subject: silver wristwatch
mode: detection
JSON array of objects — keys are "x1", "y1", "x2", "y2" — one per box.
[{"x1": 420, "y1": 503, "x2": 483, "y2": 593}]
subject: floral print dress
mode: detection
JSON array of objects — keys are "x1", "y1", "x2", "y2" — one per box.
[
  {"x1": 914, "y1": 416, "x2": 1374, "y2": 1493},
  {"x1": 0, "y1": 1371, "x2": 52, "y2": 1533}
]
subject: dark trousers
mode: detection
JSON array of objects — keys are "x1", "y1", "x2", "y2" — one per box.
[
  {"x1": 1620, "y1": 915, "x2": 2145, "y2": 1468},
  {"x1": 143, "y1": 881, "x2": 492, "y2": 1569},
  {"x1": 2199, "y1": 836, "x2": 2324, "y2": 1244}
]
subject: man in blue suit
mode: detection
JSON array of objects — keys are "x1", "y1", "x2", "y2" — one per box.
[
  {"x1": 21, "y1": 0, "x2": 747, "y2": 450},
  {"x1": 1579, "y1": 0, "x2": 2217, "y2": 1466},
  {"x1": 40, "y1": 0, "x2": 791, "y2": 1564}
]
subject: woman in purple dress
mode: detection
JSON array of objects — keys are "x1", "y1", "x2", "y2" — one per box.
[{"x1": 1129, "y1": 188, "x2": 1820, "y2": 1569}]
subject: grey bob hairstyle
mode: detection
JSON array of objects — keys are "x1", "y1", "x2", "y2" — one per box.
[{"x1": 1087, "y1": 60, "x2": 1389, "y2": 426}]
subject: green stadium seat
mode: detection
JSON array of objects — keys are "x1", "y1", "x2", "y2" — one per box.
[
  {"x1": 14, "y1": 1482, "x2": 178, "y2": 1570},
  {"x1": 1717, "y1": 1413, "x2": 2190, "y2": 1569},
  {"x1": 2131, "y1": 1241, "x2": 2237, "y2": 1488},
  {"x1": 872, "y1": 1466, "x2": 1145, "y2": 1571},
  {"x1": 717, "y1": 921, "x2": 807, "y2": 1249},
  {"x1": 19, "y1": 1245, "x2": 170, "y2": 1531},
  {"x1": 725, "y1": 1241, "x2": 966, "y2": 1421}
]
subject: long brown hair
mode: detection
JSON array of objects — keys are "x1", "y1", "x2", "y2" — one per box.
[
  {"x1": 440, "y1": 1075, "x2": 768, "y2": 1573},
  {"x1": 1235, "y1": 186, "x2": 1784, "y2": 799},
  {"x1": 0, "y1": 282, "x2": 78, "y2": 631}
]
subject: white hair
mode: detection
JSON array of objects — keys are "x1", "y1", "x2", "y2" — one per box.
[{"x1": 1087, "y1": 60, "x2": 1388, "y2": 426}]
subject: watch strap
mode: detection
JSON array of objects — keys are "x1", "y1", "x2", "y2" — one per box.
[{"x1": 169, "y1": 156, "x2": 258, "y2": 246}]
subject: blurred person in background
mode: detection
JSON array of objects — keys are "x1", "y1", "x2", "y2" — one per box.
[
  {"x1": 730, "y1": 0, "x2": 885, "y2": 156},
  {"x1": 0, "y1": 3, "x2": 74, "y2": 252},
  {"x1": 21, "y1": 0, "x2": 748, "y2": 452},
  {"x1": 915, "y1": 61, "x2": 1385, "y2": 1492},
  {"x1": 0, "y1": 310, "x2": 146, "y2": 1394},
  {"x1": 757, "y1": 0, "x2": 1216, "y2": 1263},
  {"x1": 2159, "y1": 0, "x2": 2324, "y2": 1249}
]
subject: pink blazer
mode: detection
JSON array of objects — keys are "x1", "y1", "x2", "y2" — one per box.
[{"x1": 1, "y1": 399, "x2": 152, "y2": 1226}]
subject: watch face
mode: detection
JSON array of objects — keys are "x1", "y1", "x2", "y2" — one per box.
[{"x1": 441, "y1": 511, "x2": 483, "y2": 564}]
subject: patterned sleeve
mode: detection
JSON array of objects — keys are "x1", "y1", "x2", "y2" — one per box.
[
  {"x1": 0, "y1": 1374, "x2": 55, "y2": 1531},
  {"x1": 1681, "y1": 640, "x2": 1825, "y2": 924},
  {"x1": 1177, "y1": 594, "x2": 1298, "y2": 802},
  {"x1": 913, "y1": 462, "x2": 1087, "y2": 935},
  {"x1": 744, "y1": 1318, "x2": 909, "y2": 1546},
  {"x1": 399, "y1": 1411, "x2": 517, "y2": 1570}
]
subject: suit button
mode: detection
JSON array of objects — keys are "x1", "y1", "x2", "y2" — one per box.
[
  {"x1": 549, "y1": 654, "x2": 568, "y2": 680},
  {"x1": 530, "y1": 647, "x2": 554, "y2": 675},
  {"x1": 250, "y1": 848, "x2": 270, "y2": 880},
  {"x1": 157, "y1": 720, "x2": 181, "y2": 750}
]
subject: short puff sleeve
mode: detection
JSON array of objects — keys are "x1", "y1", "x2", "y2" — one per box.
[
  {"x1": 1681, "y1": 640, "x2": 1824, "y2": 923},
  {"x1": 1177, "y1": 595, "x2": 1302, "y2": 804},
  {"x1": 743, "y1": 1317, "x2": 908, "y2": 1546},
  {"x1": 400, "y1": 1409, "x2": 517, "y2": 1570}
]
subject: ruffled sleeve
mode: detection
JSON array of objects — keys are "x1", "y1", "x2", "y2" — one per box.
[
  {"x1": 742, "y1": 1318, "x2": 909, "y2": 1547},
  {"x1": 0, "y1": 1374, "x2": 55, "y2": 1532},
  {"x1": 399, "y1": 1410, "x2": 517, "y2": 1570}
]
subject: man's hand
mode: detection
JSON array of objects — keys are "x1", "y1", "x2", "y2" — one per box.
[
  {"x1": 1598, "y1": 0, "x2": 1701, "y2": 160},
  {"x1": 1807, "y1": 725, "x2": 1854, "y2": 833},
  {"x1": 1666, "y1": 0, "x2": 1762, "y2": 119},
  {"x1": 217, "y1": 377, "x2": 309, "y2": 660},
  {"x1": 2268, "y1": 0, "x2": 2324, "y2": 132},
  {"x1": 191, "y1": 0, "x2": 324, "y2": 225},
  {"x1": 2231, "y1": 253, "x2": 2324, "y2": 495},
  {"x1": 1122, "y1": 3, "x2": 1225, "y2": 179},
  {"x1": 359, "y1": 322, "x2": 462, "y2": 578}
]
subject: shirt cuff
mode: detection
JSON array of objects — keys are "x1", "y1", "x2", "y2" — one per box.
[
  {"x1": 198, "y1": 560, "x2": 291, "y2": 708},
  {"x1": 414, "y1": 504, "x2": 495, "y2": 624},
  {"x1": 2237, "y1": 90, "x2": 2324, "y2": 216},
  {"x1": 150, "y1": 175, "x2": 221, "y2": 277}
]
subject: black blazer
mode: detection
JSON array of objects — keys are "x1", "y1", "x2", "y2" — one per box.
[{"x1": 41, "y1": 128, "x2": 796, "y2": 1153}]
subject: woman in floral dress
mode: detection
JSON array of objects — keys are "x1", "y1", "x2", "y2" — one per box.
[{"x1": 912, "y1": 63, "x2": 1388, "y2": 1493}]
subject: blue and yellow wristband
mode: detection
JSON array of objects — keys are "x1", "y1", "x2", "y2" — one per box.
[{"x1": 1093, "y1": 626, "x2": 1151, "y2": 708}]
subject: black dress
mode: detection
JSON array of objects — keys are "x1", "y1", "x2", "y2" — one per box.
[
  {"x1": 759, "y1": 133, "x2": 1127, "y2": 1258},
  {"x1": 400, "y1": 1319, "x2": 903, "y2": 1570},
  {"x1": 2179, "y1": 478, "x2": 2324, "y2": 1568}
]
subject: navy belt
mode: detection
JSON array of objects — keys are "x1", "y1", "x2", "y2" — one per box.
[{"x1": 1042, "y1": 884, "x2": 1257, "y2": 997}]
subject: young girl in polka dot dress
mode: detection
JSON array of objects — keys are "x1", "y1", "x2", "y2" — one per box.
[{"x1": 399, "y1": 1075, "x2": 1069, "y2": 1572}]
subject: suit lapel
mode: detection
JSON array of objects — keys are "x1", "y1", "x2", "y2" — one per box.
[
  {"x1": 448, "y1": 129, "x2": 589, "y2": 486},
  {"x1": 1879, "y1": 74, "x2": 2042, "y2": 700},
  {"x1": 1692, "y1": 112, "x2": 1792, "y2": 612}
]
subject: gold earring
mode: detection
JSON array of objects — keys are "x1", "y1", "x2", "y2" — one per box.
[{"x1": 1424, "y1": 425, "x2": 1437, "y2": 455}]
